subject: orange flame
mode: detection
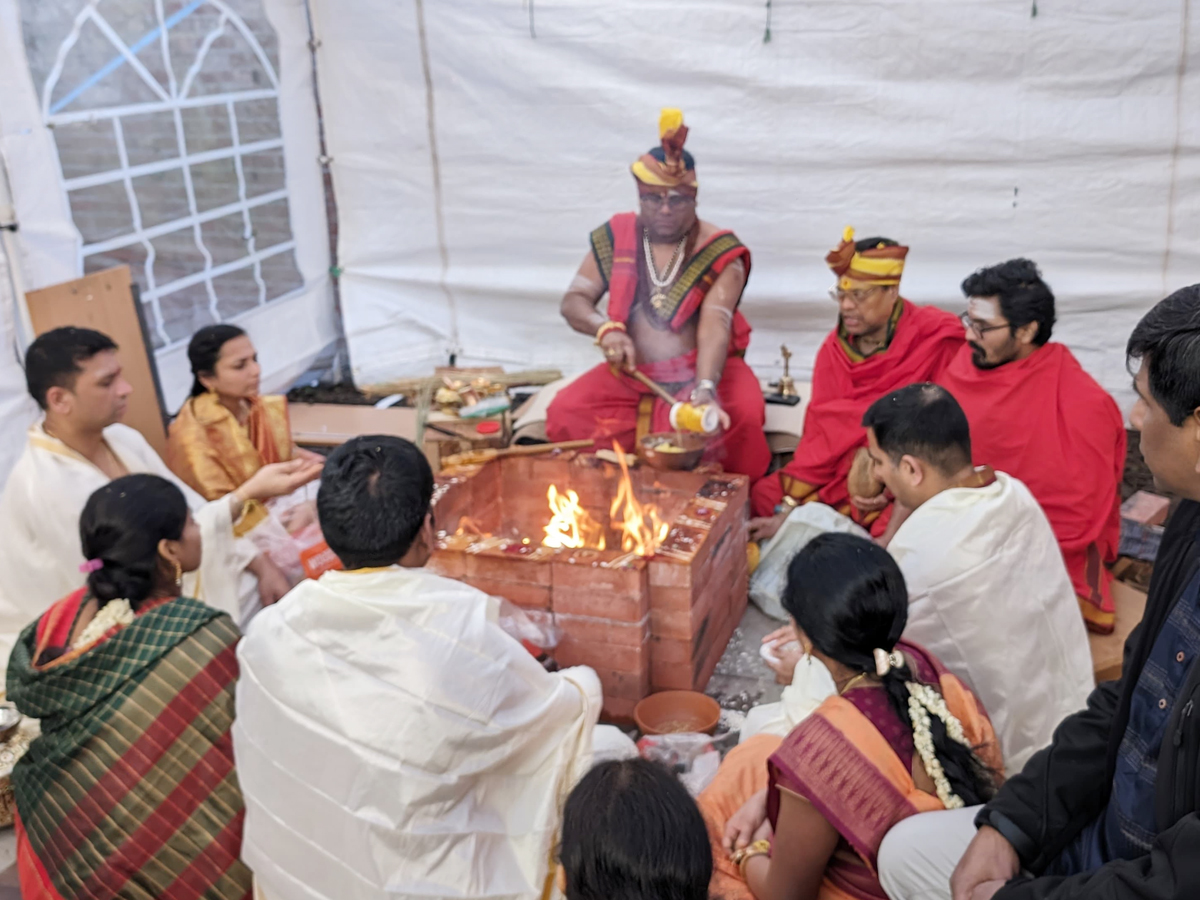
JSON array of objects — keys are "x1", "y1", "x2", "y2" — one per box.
[
  {"x1": 543, "y1": 485, "x2": 606, "y2": 550},
  {"x1": 608, "y1": 440, "x2": 668, "y2": 556}
]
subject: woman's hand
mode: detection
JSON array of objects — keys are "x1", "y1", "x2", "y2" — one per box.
[
  {"x1": 241, "y1": 458, "x2": 324, "y2": 503},
  {"x1": 723, "y1": 788, "x2": 769, "y2": 853},
  {"x1": 767, "y1": 641, "x2": 803, "y2": 685},
  {"x1": 295, "y1": 447, "x2": 326, "y2": 466}
]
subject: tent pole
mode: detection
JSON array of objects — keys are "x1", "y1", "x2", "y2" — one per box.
[{"x1": 0, "y1": 151, "x2": 33, "y2": 358}]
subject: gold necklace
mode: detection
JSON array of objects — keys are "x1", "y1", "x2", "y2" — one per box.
[{"x1": 838, "y1": 672, "x2": 872, "y2": 695}]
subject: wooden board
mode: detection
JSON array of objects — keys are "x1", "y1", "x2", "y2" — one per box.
[
  {"x1": 25, "y1": 266, "x2": 168, "y2": 457},
  {"x1": 1089, "y1": 579, "x2": 1149, "y2": 684},
  {"x1": 289, "y1": 403, "x2": 418, "y2": 446}
]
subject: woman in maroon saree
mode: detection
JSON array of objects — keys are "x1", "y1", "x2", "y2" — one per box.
[{"x1": 699, "y1": 533, "x2": 1003, "y2": 900}]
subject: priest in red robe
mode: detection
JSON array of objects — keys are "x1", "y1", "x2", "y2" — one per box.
[
  {"x1": 939, "y1": 258, "x2": 1126, "y2": 633},
  {"x1": 545, "y1": 109, "x2": 770, "y2": 482},
  {"x1": 749, "y1": 229, "x2": 964, "y2": 536}
]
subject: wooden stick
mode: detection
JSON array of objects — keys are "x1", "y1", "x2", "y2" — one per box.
[
  {"x1": 624, "y1": 368, "x2": 679, "y2": 406},
  {"x1": 440, "y1": 439, "x2": 593, "y2": 469}
]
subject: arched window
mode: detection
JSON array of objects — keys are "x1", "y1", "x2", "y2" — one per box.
[{"x1": 34, "y1": 0, "x2": 304, "y2": 349}]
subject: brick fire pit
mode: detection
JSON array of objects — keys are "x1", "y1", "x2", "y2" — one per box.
[{"x1": 427, "y1": 453, "x2": 750, "y2": 720}]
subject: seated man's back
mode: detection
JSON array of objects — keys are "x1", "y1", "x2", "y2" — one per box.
[
  {"x1": 889, "y1": 470, "x2": 1093, "y2": 774},
  {"x1": 235, "y1": 436, "x2": 602, "y2": 900},
  {"x1": 863, "y1": 384, "x2": 1093, "y2": 776}
]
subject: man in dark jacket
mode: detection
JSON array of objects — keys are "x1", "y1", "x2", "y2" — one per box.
[{"x1": 878, "y1": 284, "x2": 1200, "y2": 900}]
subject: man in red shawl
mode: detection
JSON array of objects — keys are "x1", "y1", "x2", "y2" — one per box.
[
  {"x1": 545, "y1": 109, "x2": 769, "y2": 481},
  {"x1": 749, "y1": 229, "x2": 963, "y2": 537},
  {"x1": 939, "y1": 259, "x2": 1126, "y2": 633}
]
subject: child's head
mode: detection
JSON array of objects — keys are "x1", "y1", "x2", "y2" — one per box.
[{"x1": 559, "y1": 757, "x2": 711, "y2": 900}]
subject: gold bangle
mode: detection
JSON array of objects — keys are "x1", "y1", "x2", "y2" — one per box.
[
  {"x1": 594, "y1": 320, "x2": 626, "y2": 345},
  {"x1": 736, "y1": 839, "x2": 772, "y2": 879},
  {"x1": 781, "y1": 495, "x2": 799, "y2": 509}
]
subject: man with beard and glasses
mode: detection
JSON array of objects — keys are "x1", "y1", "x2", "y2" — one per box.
[
  {"x1": 938, "y1": 259, "x2": 1126, "y2": 634},
  {"x1": 546, "y1": 109, "x2": 770, "y2": 484}
]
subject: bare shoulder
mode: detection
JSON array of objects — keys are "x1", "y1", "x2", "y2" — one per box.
[{"x1": 696, "y1": 219, "x2": 723, "y2": 242}]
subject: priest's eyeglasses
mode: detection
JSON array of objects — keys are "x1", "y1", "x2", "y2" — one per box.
[
  {"x1": 639, "y1": 194, "x2": 695, "y2": 210},
  {"x1": 829, "y1": 287, "x2": 883, "y2": 305},
  {"x1": 959, "y1": 312, "x2": 1010, "y2": 336}
]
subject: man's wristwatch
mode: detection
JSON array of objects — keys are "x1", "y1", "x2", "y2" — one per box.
[{"x1": 691, "y1": 379, "x2": 717, "y2": 403}]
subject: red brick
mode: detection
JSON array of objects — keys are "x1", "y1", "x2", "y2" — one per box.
[
  {"x1": 551, "y1": 556, "x2": 647, "y2": 595},
  {"x1": 650, "y1": 635, "x2": 698, "y2": 665},
  {"x1": 555, "y1": 614, "x2": 649, "y2": 647},
  {"x1": 651, "y1": 660, "x2": 698, "y2": 691},
  {"x1": 648, "y1": 584, "x2": 693, "y2": 613},
  {"x1": 553, "y1": 587, "x2": 649, "y2": 622},
  {"x1": 464, "y1": 577, "x2": 552, "y2": 610},
  {"x1": 426, "y1": 552, "x2": 465, "y2": 579},
  {"x1": 650, "y1": 593, "x2": 718, "y2": 640},
  {"x1": 593, "y1": 665, "x2": 651, "y2": 701},
  {"x1": 466, "y1": 551, "x2": 552, "y2": 585},
  {"x1": 649, "y1": 558, "x2": 694, "y2": 588},
  {"x1": 555, "y1": 635, "x2": 649, "y2": 673},
  {"x1": 601, "y1": 696, "x2": 639, "y2": 723}
]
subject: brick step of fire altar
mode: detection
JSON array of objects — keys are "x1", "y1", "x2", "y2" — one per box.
[{"x1": 427, "y1": 452, "x2": 750, "y2": 720}]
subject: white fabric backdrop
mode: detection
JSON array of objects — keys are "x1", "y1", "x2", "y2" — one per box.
[
  {"x1": 306, "y1": 0, "x2": 1199, "y2": 415},
  {"x1": 0, "y1": 0, "x2": 337, "y2": 485}
]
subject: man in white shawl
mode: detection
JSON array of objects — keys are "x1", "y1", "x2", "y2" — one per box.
[
  {"x1": 0, "y1": 327, "x2": 320, "y2": 676},
  {"x1": 234, "y1": 435, "x2": 625, "y2": 900},
  {"x1": 863, "y1": 383, "x2": 1094, "y2": 775}
]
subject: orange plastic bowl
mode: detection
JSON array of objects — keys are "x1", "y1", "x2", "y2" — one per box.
[{"x1": 634, "y1": 690, "x2": 721, "y2": 736}]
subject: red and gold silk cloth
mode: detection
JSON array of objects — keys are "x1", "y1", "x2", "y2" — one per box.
[
  {"x1": 699, "y1": 641, "x2": 1001, "y2": 900},
  {"x1": 826, "y1": 227, "x2": 909, "y2": 290},
  {"x1": 750, "y1": 301, "x2": 964, "y2": 525},
  {"x1": 938, "y1": 342, "x2": 1127, "y2": 633},
  {"x1": 548, "y1": 211, "x2": 769, "y2": 480},
  {"x1": 630, "y1": 108, "x2": 697, "y2": 195},
  {"x1": 167, "y1": 392, "x2": 293, "y2": 534},
  {"x1": 589, "y1": 212, "x2": 752, "y2": 350},
  {"x1": 8, "y1": 589, "x2": 250, "y2": 900}
]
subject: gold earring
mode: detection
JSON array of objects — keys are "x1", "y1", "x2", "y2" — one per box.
[{"x1": 173, "y1": 560, "x2": 182, "y2": 590}]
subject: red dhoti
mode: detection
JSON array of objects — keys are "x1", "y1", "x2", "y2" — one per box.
[{"x1": 546, "y1": 351, "x2": 770, "y2": 480}]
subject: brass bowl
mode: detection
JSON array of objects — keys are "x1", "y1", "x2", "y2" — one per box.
[{"x1": 636, "y1": 432, "x2": 707, "y2": 471}]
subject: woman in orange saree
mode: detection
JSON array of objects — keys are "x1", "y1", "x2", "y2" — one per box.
[
  {"x1": 167, "y1": 325, "x2": 323, "y2": 579},
  {"x1": 700, "y1": 533, "x2": 1003, "y2": 900}
]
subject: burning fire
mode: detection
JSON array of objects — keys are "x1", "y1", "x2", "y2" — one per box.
[
  {"x1": 540, "y1": 441, "x2": 668, "y2": 557},
  {"x1": 544, "y1": 486, "x2": 606, "y2": 550}
]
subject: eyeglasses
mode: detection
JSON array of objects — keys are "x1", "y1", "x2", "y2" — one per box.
[
  {"x1": 639, "y1": 194, "x2": 694, "y2": 210},
  {"x1": 959, "y1": 312, "x2": 1011, "y2": 336},
  {"x1": 828, "y1": 286, "x2": 884, "y2": 305}
]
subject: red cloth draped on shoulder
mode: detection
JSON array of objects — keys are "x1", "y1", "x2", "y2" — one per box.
[
  {"x1": 546, "y1": 212, "x2": 770, "y2": 480},
  {"x1": 603, "y1": 212, "x2": 753, "y2": 352},
  {"x1": 938, "y1": 342, "x2": 1126, "y2": 633},
  {"x1": 751, "y1": 302, "x2": 964, "y2": 524}
]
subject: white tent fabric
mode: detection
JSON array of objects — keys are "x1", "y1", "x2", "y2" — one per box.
[
  {"x1": 0, "y1": 0, "x2": 337, "y2": 485},
  {"x1": 302, "y1": 0, "x2": 1199, "y2": 414}
]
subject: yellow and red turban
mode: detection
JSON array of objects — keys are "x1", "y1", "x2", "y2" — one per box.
[
  {"x1": 630, "y1": 108, "x2": 698, "y2": 196},
  {"x1": 826, "y1": 227, "x2": 908, "y2": 290}
]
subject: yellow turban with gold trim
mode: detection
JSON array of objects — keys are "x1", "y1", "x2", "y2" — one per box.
[
  {"x1": 826, "y1": 227, "x2": 908, "y2": 289},
  {"x1": 631, "y1": 108, "x2": 698, "y2": 196}
]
